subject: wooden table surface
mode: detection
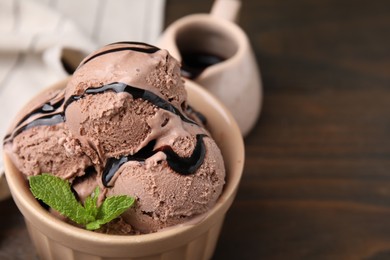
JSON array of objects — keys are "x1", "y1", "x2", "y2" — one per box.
[{"x1": 2, "y1": 0, "x2": 390, "y2": 259}]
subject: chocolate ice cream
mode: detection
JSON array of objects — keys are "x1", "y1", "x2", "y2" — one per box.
[{"x1": 3, "y1": 42, "x2": 225, "y2": 234}]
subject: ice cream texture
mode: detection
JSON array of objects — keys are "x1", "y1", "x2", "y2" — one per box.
[{"x1": 3, "y1": 42, "x2": 225, "y2": 234}]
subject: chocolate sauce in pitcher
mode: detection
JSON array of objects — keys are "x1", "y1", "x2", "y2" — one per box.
[{"x1": 180, "y1": 52, "x2": 225, "y2": 79}]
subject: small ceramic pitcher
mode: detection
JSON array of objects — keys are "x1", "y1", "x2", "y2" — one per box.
[{"x1": 158, "y1": 0, "x2": 262, "y2": 136}]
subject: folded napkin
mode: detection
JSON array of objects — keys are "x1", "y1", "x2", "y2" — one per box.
[{"x1": 0, "y1": 0, "x2": 166, "y2": 178}]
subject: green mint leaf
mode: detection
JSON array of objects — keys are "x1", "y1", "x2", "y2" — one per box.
[
  {"x1": 29, "y1": 174, "x2": 135, "y2": 231},
  {"x1": 85, "y1": 221, "x2": 102, "y2": 230},
  {"x1": 84, "y1": 186, "x2": 100, "y2": 219},
  {"x1": 86, "y1": 195, "x2": 135, "y2": 230},
  {"x1": 29, "y1": 174, "x2": 94, "y2": 225}
]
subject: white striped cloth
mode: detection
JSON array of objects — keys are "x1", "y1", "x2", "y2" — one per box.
[{"x1": 0, "y1": 0, "x2": 166, "y2": 179}]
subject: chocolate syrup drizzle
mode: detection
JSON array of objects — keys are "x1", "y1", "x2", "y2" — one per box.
[
  {"x1": 5, "y1": 84, "x2": 207, "y2": 182},
  {"x1": 4, "y1": 42, "x2": 208, "y2": 183},
  {"x1": 78, "y1": 42, "x2": 160, "y2": 68},
  {"x1": 102, "y1": 134, "x2": 207, "y2": 186},
  {"x1": 66, "y1": 82, "x2": 196, "y2": 125},
  {"x1": 16, "y1": 97, "x2": 64, "y2": 128},
  {"x1": 5, "y1": 93, "x2": 66, "y2": 140},
  {"x1": 4, "y1": 82, "x2": 196, "y2": 143}
]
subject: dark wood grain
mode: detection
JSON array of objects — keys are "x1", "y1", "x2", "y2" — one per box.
[
  {"x1": 169, "y1": 0, "x2": 390, "y2": 259},
  {"x1": 2, "y1": 0, "x2": 390, "y2": 259}
]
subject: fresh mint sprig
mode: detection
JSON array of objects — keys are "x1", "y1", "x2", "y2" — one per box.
[{"x1": 29, "y1": 174, "x2": 135, "y2": 230}]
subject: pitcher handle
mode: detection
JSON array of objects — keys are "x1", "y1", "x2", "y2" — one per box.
[{"x1": 211, "y1": 0, "x2": 241, "y2": 22}]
